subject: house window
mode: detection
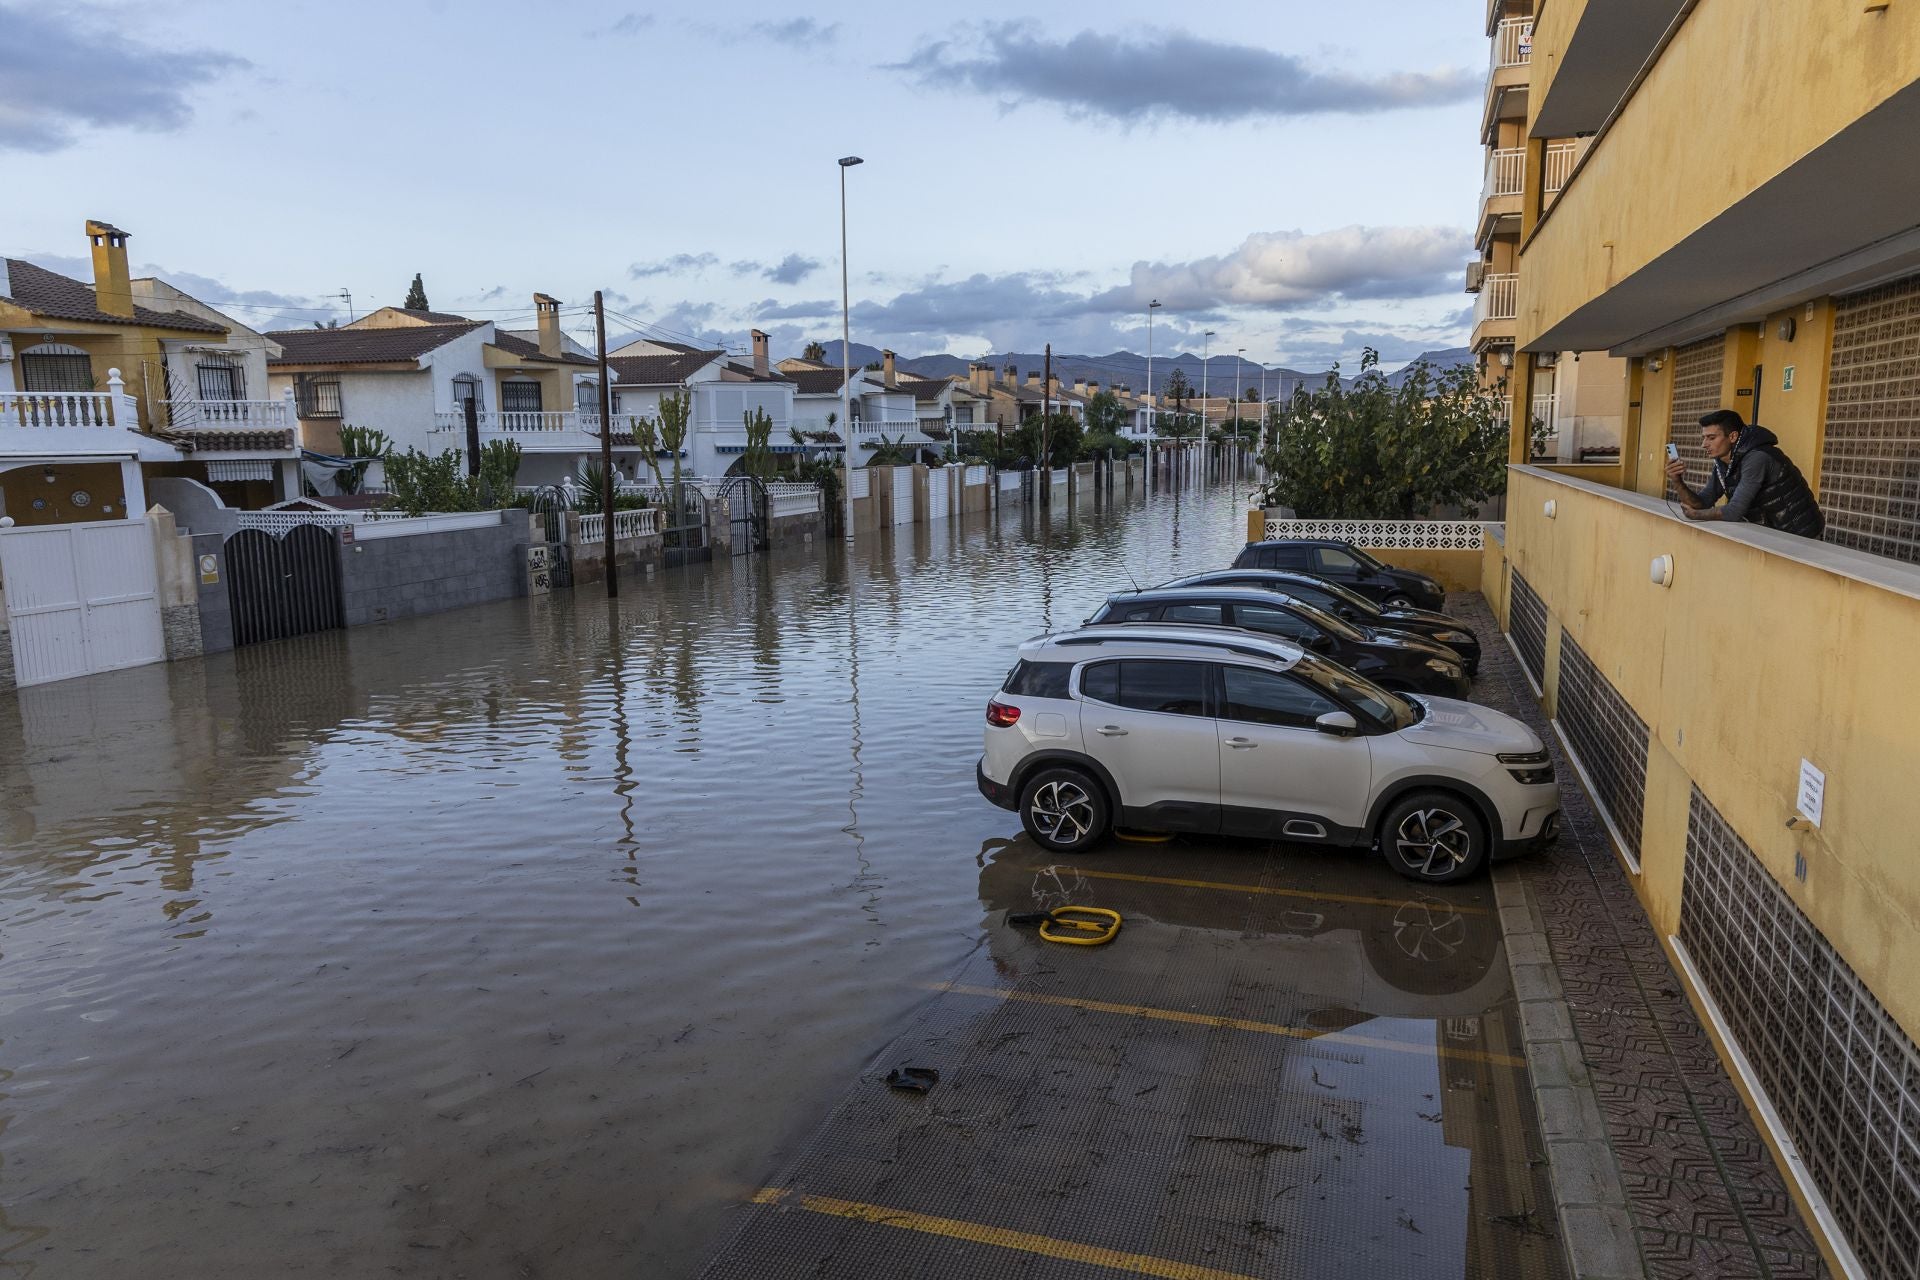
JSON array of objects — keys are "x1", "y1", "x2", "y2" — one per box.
[
  {"x1": 575, "y1": 380, "x2": 598, "y2": 416},
  {"x1": 195, "y1": 355, "x2": 245, "y2": 401},
  {"x1": 296, "y1": 375, "x2": 342, "y2": 418},
  {"x1": 19, "y1": 346, "x2": 94, "y2": 393},
  {"x1": 501, "y1": 380, "x2": 543, "y2": 414},
  {"x1": 452, "y1": 375, "x2": 482, "y2": 417}
]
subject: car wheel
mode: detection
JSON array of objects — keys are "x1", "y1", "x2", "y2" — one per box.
[
  {"x1": 1018, "y1": 767, "x2": 1111, "y2": 853},
  {"x1": 1378, "y1": 790, "x2": 1489, "y2": 884},
  {"x1": 1384, "y1": 592, "x2": 1417, "y2": 608}
]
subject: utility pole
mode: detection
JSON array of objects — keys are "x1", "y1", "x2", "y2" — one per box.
[
  {"x1": 1041, "y1": 342, "x2": 1051, "y2": 495},
  {"x1": 1146, "y1": 299, "x2": 1161, "y2": 436},
  {"x1": 595, "y1": 290, "x2": 617, "y2": 598},
  {"x1": 1201, "y1": 330, "x2": 1214, "y2": 441},
  {"x1": 334, "y1": 289, "x2": 355, "y2": 323},
  {"x1": 838, "y1": 156, "x2": 863, "y2": 543}
]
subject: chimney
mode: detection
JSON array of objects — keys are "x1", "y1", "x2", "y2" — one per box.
[
  {"x1": 881, "y1": 348, "x2": 897, "y2": 388},
  {"x1": 86, "y1": 220, "x2": 133, "y2": 318},
  {"x1": 1086, "y1": 380, "x2": 1100, "y2": 398},
  {"x1": 1047, "y1": 374, "x2": 1060, "y2": 399},
  {"x1": 751, "y1": 329, "x2": 770, "y2": 377},
  {"x1": 533, "y1": 293, "x2": 562, "y2": 357},
  {"x1": 1073, "y1": 378, "x2": 1089, "y2": 397},
  {"x1": 970, "y1": 362, "x2": 991, "y2": 396},
  {"x1": 1026, "y1": 370, "x2": 1041, "y2": 388},
  {"x1": 1003, "y1": 364, "x2": 1017, "y2": 387}
]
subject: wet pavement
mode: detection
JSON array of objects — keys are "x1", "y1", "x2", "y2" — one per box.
[{"x1": 3, "y1": 478, "x2": 1552, "y2": 1279}]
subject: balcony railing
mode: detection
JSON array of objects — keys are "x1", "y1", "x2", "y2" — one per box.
[
  {"x1": 1543, "y1": 140, "x2": 1582, "y2": 197},
  {"x1": 1474, "y1": 272, "x2": 1519, "y2": 327},
  {"x1": 1491, "y1": 18, "x2": 1532, "y2": 69},
  {"x1": 432, "y1": 410, "x2": 581, "y2": 433},
  {"x1": 0, "y1": 390, "x2": 124, "y2": 429},
  {"x1": 577, "y1": 508, "x2": 661, "y2": 543},
  {"x1": 1530, "y1": 392, "x2": 1559, "y2": 457},
  {"x1": 160, "y1": 399, "x2": 293, "y2": 431},
  {"x1": 1484, "y1": 147, "x2": 1525, "y2": 201}
]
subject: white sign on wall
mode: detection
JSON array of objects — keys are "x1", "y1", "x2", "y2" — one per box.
[{"x1": 1796, "y1": 758, "x2": 1826, "y2": 828}]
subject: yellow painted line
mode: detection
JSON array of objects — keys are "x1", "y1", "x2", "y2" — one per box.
[
  {"x1": 1053, "y1": 865, "x2": 1490, "y2": 915},
  {"x1": 932, "y1": 982, "x2": 1526, "y2": 1069},
  {"x1": 748, "y1": 1187, "x2": 1258, "y2": 1280}
]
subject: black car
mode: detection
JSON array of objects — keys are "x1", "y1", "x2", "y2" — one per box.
[
  {"x1": 1085, "y1": 587, "x2": 1471, "y2": 698},
  {"x1": 1233, "y1": 539, "x2": 1446, "y2": 612},
  {"x1": 1163, "y1": 569, "x2": 1481, "y2": 674}
]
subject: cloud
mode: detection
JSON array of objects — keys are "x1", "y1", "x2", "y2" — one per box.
[
  {"x1": 603, "y1": 11, "x2": 654, "y2": 36},
  {"x1": 0, "y1": 4, "x2": 248, "y2": 152},
  {"x1": 891, "y1": 23, "x2": 1475, "y2": 124},
  {"x1": 628, "y1": 252, "x2": 718, "y2": 279},
  {"x1": 762, "y1": 253, "x2": 820, "y2": 286},
  {"x1": 1090, "y1": 225, "x2": 1471, "y2": 312},
  {"x1": 753, "y1": 18, "x2": 839, "y2": 47}
]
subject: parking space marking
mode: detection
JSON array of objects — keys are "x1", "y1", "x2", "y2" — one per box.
[
  {"x1": 748, "y1": 1187, "x2": 1260, "y2": 1279},
  {"x1": 1048, "y1": 865, "x2": 1492, "y2": 914},
  {"x1": 932, "y1": 982, "x2": 1526, "y2": 1068}
]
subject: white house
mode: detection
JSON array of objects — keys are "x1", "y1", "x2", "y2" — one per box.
[
  {"x1": 606, "y1": 330, "x2": 796, "y2": 480},
  {"x1": 778, "y1": 347, "x2": 936, "y2": 467}
]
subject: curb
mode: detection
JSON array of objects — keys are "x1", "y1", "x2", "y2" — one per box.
[{"x1": 1494, "y1": 866, "x2": 1647, "y2": 1280}]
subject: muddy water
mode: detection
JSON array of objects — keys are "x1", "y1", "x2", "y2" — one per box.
[{"x1": 0, "y1": 478, "x2": 1525, "y2": 1279}]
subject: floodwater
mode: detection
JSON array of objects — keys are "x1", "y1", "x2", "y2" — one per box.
[{"x1": 0, "y1": 476, "x2": 1544, "y2": 1279}]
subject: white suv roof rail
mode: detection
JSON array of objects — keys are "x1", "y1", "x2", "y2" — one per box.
[{"x1": 1042, "y1": 625, "x2": 1304, "y2": 665}]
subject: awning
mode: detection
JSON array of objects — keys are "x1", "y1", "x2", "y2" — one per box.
[{"x1": 207, "y1": 459, "x2": 275, "y2": 483}]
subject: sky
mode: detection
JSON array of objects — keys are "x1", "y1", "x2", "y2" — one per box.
[{"x1": 0, "y1": 1, "x2": 1487, "y2": 371}]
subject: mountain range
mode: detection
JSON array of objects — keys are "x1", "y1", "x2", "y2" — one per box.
[{"x1": 807, "y1": 341, "x2": 1471, "y2": 397}]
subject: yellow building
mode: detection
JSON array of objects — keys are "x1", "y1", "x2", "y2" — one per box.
[
  {"x1": 1467, "y1": 0, "x2": 1629, "y2": 467},
  {"x1": 1495, "y1": 4, "x2": 1920, "y2": 1273}
]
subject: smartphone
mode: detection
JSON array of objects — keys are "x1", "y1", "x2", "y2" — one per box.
[{"x1": 1666, "y1": 443, "x2": 1681, "y2": 462}]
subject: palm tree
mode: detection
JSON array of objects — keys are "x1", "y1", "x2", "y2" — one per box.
[{"x1": 802, "y1": 340, "x2": 827, "y2": 363}]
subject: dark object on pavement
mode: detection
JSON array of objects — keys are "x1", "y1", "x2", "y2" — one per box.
[{"x1": 885, "y1": 1065, "x2": 940, "y2": 1093}]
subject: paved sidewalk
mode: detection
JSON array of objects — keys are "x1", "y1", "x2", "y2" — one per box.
[{"x1": 1461, "y1": 594, "x2": 1829, "y2": 1280}]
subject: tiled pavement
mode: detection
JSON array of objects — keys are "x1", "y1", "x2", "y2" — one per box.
[{"x1": 1459, "y1": 594, "x2": 1831, "y2": 1280}]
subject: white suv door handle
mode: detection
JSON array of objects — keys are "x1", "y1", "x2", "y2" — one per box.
[
  {"x1": 1226, "y1": 737, "x2": 1258, "y2": 749},
  {"x1": 1096, "y1": 725, "x2": 1128, "y2": 737}
]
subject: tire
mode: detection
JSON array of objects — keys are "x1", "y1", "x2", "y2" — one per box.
[
  {"x1": 1018, "y1": 767, "x2": 1111, "y2": 854},
  {"x1": 1384, "y1": 592, "x2": 1417, "y2": 608},
  {"x1": 1377, "y1": 789, "x2": 1490, "y2": 884}
]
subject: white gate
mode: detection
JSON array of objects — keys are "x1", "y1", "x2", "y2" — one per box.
[
  {"x1": 927, "y1": 467, "x2": 951, "y2": 520},
  {"x1": 890, "y1": 470, "x2": 914, "y2": 527},
  {"x1": 0, "y1": 520, "x2": 164, "y2": 688}
]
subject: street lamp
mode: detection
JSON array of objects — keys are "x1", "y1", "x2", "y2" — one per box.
[
  {"x1": 1235, "y1": 348, "x2": 1245, "y2": 433},
  {"x1": 1201, "y1": 329, "x2": 1216, "y2": 437},
  {"x1": 1146, "y1": 299, "x2": 1162, "y2": 434},
  {"x1": 838, "y1": 155, "x2": 862, "y2": 543}
]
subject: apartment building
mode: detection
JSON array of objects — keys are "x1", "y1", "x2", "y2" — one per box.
[
  {"x1": 1466, "y1": 0, "x2": 1626, "y2": 465},
  {"x1": 1492, "y1": 5, "x2": 1920, "y2": 1276}
]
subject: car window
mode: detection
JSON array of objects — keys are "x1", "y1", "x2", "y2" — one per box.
[
  {"x1": 1113, "y1": 660, "x2": 1209, "y2": 716},
  {"x1": 1003, "y1": 660, "x2": 1073, "y2": 699},
  {"x1": 1105, "y1": 604, "x2": 1156, "y2": 622},
  {"x1": 1262, "y1": 546, "x2": 1312, "y2": 570},
  {"x1": 1230, "y1": 603, "x2": 1320, "y2": 642},
  {"x1": 1221, "y1": 666, "x2": 1340, "y2": 729},
  {"x1": 1161, "y1": 602, "x2": 1224, "y2": 625},
  {"x1": 1287, "y1": 599, "x2": 1366, "y2": 642},
  {"x1": 1293, "y1": 654, "x2": 1416, "y2": 729},
  {"x1": 1315, "y1": 546, "x2": 1364, "y2": 573},
  {"x1": 1079, "y1": 661, "x2": 1119, "y2": 704}
]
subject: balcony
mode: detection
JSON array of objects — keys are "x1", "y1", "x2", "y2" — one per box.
[
  {"x1": 1483, "y1": 18, "x2": 1532, "y2": 140},
  {"x1": 434, "y1": 410, "x2": 581, "y2": 434},
  {"x1": 158, "y1": 399, "x2": 294, "y2": 432},
  {"x1": 1491, "y1": 17, "x2": 1533, "y2": 70},
  {"x1": 1480, "y1": 147, "x2": 1525, "y2": 244},
  {"x1": 1529, "y1": 392, "x2": 1559, "y2": 459},
  {"x1": 1473, "y1": 273, "x2": 1519, "y2": 326},
  {"x1": 1542, "y1": 139, "x2": 1584, "y2": 206},
  {"x1": 0, "y1": 390, "x2": 127, "y2": 429}
]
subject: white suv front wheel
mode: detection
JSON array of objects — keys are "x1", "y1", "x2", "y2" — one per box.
[
  {"x1": 1378, "y1": 790, "x2": 1489, "y2": 884},
  {"x1": 1018, "y1": 766, "x2": 1111, "y2": 853}
]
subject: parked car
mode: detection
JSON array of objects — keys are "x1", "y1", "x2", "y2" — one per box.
[
  {"x1": 1161, "y1": 569, "x2": 1481, "y2": 674},
  {"x1": 1084, "y1": 587, "x2": 1470, "y2": 697},
  {"x1": 1233, "y1": 539, "x2": 1446, "y2": 611},
  {"x1": 977, "y1": 626, "x2": 1560, "y2": 883}
]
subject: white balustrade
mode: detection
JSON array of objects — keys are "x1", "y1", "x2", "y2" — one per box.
[
  {"x1": 1, "y1": 390, "x2": 120, "y2": 428},
  {"x1": 1473, "y1": 273, "x2": 1518, "y2": 326},
  {"x1": 162, "y1": 399, "x2": 292, "y2": 431},
  {"x1": 577, "y1": 508, "x2": 662, "y2": 543},
  {"x1": 432, "y1": 410, "x2": 580, "y2": 433}
]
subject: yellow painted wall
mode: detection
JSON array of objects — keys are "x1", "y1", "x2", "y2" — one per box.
[
  {"x1": 1525, "y1": 0, "x2": 1585, "y2": 128},
  {"x1": 1518, "y1": 0, "x2": 1920, "y2": 346},
  {"x1": 1366, "y1": 547, "x2": 1484, "y2": 594},
  {"x1": 1536, "y1": 460, "x2": 1624, "y2": 490},
  {"x1": 0, "y1": 462, "x2": 128, "y2": 525},
  {"x1": 1505, "y1": 467, "x2": 1919, "y2": 1049}
]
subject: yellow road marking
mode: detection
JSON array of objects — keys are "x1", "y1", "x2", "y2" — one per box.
[
  {"x1": 749, "y1": 1187, "x2": 1259, "y2": 1280},
  {"x1": 931, "y1": 982, "x2": 1526, "y2": 1068},
  {"x1": 1053, "y1": 865, "x2": 1490, "y2": 915}
]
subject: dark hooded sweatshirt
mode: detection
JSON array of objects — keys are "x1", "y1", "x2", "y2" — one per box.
[{"x1": 1694, "y1": 424, "x2": 1825, "y2": 537}]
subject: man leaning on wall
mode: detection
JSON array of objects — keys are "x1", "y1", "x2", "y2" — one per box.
[{"x1": 1665, "y1": 409, "x2": 1825, "y2": 537}]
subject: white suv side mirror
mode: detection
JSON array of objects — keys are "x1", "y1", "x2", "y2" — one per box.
[{"x1": 1315, "y1": 710, "x2": 1359, "y2": 736}]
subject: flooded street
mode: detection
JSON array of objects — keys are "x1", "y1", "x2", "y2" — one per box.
[{"x1": 0, "y1": 479, "x2": 1550, "y2": 1279}]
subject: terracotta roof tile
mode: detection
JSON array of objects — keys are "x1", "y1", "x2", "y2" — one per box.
[
  {"x1": 266, "y1": 321, "x2": 486, "y2": 366},
  {"x1": 490, "y1": 330, "x2": 595, "y2": 366},
  {"x1": 163, "y1": 428, "x2": 296, "y2": 452},
  {"x1": 783, "y1": 367, "x2": 847, "y2": 395},
  {"x1": 2, "y1": 258, "x2": 227, "y2": 333},
  {"x1": 607, "y1": 350, "x2": 723, "y2": 385}
]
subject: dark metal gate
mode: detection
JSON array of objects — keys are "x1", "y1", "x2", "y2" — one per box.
[
  {"x1": 525, "y1": 486, "x2": 573, "y2": 589},
  {"x1": 657, "y1": 482, "x2": 710, "y2": 567},
  {"x1": 225, "y1": 524, "x2": 344, "y2": 646},
  {"x1": 718, "y1": 475, "x2": 768, "y2": 555}
]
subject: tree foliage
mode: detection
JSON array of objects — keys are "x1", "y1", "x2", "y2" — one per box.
[
  {"x1": 1084, "y1": 390, "x2": 1127, "y2": 436},
  {"x1": 404, "y1": 273, "x2": 429, "y2": 310},
  {"x1": 802, "y1": 340, "x2": 826, "y2": 362},
  {"x1": 1163, "y1": 368, "x2": 1193, "y2": 410},
  {"x1": 335, "y1": 425, "x2": 393, "y2": 494},
  {"x1": 477, "y1": 438, "x2": 521, "y2": 504},
  {"x1": 1257, "y1": 349, "x2": 1509, "y2": 519},
  {"x1": 1012, "y1": 412, "x2": 1083, "y2": 469},
  {"x1": 384, "y1": 449, "x2": 479, "y2": 515}
]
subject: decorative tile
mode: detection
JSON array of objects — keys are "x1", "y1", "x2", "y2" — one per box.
[
  {"x1": 1822, "y1": 273, "x2": 1920, "y2": 565},
  {"x1": 1555, "y1": 629, "x2": 1650, "y2": 863}
]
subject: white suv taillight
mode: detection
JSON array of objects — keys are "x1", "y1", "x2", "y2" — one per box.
[{"x1": 986, "y1": 700, "x2": 1021, "y2": 728}]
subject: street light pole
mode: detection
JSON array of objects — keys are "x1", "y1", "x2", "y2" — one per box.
[
  {"x1": 1146, "y1": 299, "x2": 1162, "y2": 435},
  {"x1": 1201, "y1": 329, "x2": 1215, "y2": 440},
  {"x1": 838, "y1": 155, "x2": 863, "y2": 543}
]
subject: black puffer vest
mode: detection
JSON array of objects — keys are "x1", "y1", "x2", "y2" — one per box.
[{"x1": 1717, "y1": 425, "x2": 1825, "y2": 538}]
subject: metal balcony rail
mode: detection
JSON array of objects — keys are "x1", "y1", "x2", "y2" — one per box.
[
  {"x1": 1491, "y1": 18, "x2": 1533, "y2": 69},
  {"x1": 1543, "y1": 141, "x2": 1582, "y2": 196},
  {"x1": 1, "y1": 390, "x2": 121, "y2": 428},
  {"x1": 1474, "y1": 273, "x2": 1519, "y2": 325},
  {"x1": 1485, "y1": 147, "x2": 1526, "y2": 200}
]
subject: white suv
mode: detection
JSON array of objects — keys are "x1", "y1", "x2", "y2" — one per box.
[{"x1": 977, "y1": 626, "x2": 1559, "y2": 883}]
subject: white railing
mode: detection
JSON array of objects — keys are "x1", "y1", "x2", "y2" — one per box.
[
  {"x1": 0, "y1": 390, "x2": 122, "y2": 428},
  {"x1": 770, "y1": 489, "x2": 821, "y2": 519},
  {"x1": 235, "y1": 510, "x2": 357, "y2": 533},
  {"x1": 431, "y1": 410, "x2": 581, "y2": 433},
  {"x1": 850, "y1": 416, "x2": 922, "y2": 437},
  {"x1": 1474, "y1": 273, "x2": 1518, "y2": 326},
  {"x1": 964, "y1": 465, "x2": 988, "y2": 486},
  {"x1": 161, "y1": 399, "x2": 292, "y2": 431},
  {"x1": 1530, "y1": 392, "x2": 1560, "y2": 457},
  {"x1": 1484, "y1": 147, "x2": 1524, "y2": 201},
  {"x1": 1543, "y1": 140, "x2": 1582, "y2": 196},
  {"x1": 1261, "y1": 516, "x2": 1487, "y2": 552},
  {"x1": 1491, "y1": 18, "x2": 1532, "y2": 69},
  {"x1": 578, "y1": 508, "x2": 661, "y2": 543}
]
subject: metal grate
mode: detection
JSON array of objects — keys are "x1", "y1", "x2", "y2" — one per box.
[
  {"x1": 1554, "y1": 628, "x2": 1649, "y2": 862},
  {"x1": 1822, "y1": 272, "x2": 1920, "y2": 565},
  {"x1": 1667, "y1": 335, "x2": 1724, "y2": 489},
  {"x1": 1680, "y1": 785, "x2": 1920, "y2": 1280},
  {"x1": 1261, "y1": 517, "x2": 1485, "y2": 550},
  {"x1": 1507, "y1": 570, "x2": 1547, "y2": 691}
]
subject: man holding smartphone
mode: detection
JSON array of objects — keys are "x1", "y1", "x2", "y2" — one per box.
[{"x1": 1665, "y1": 409, "x2": 1824, "y2": 537}]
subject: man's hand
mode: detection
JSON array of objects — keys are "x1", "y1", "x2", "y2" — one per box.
[
  {"x1": 1681, "y1": 504, "x2": 1706, "y2": 520},
  {"x1": 1665, "y1": 458, "x2": 1688, "y2": 482}
]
